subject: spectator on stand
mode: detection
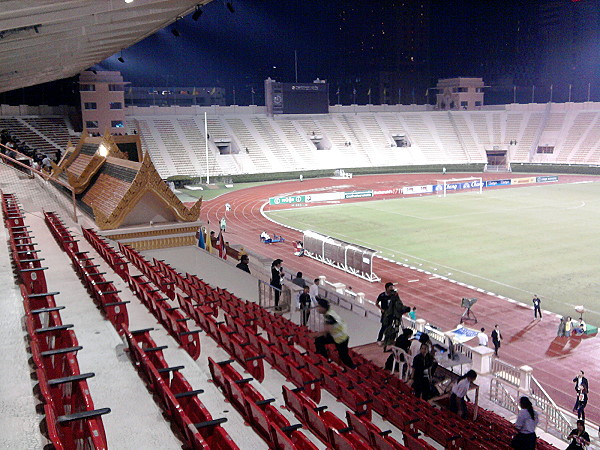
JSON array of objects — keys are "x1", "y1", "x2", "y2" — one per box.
[
  {"x1": 376, "y1": 282, "x2": 395, "y2": 344},
  {"x1": 299, "y1": 285, "x2": 312, "y2": 326},
  {"x1": 566, "y1": 420, "x2": 590, "y2": 450},
  {"x1": 235, "y1": 254, "x2": 250, "y2": 274},
  {"x1": 450, "y1": 370, "x2": 478, "y2": 419},
  {"x1": 292, "y1": 272, "x2": 307, "y2": 288},
  {"x1": 270, "y1": 259, "x2": 283, "y2": 310},
  {"x1": 511, "y1": 396, "x2": 539, "y2": 449},
  {"x1": 313, "y1": 298, "x2": 355, "y2": 368},
  {"x1": 409, "y1": 306, "x2": 417, "y2": 321}
]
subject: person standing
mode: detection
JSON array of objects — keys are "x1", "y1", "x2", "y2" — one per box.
[
  {"x1": 565, "y1": 316, "x2": 573, "y2": 337},
  {"x1": 532, "y1": 295, "x2": 542, "y2": 320},
  {"x1": 557, "y1": 317, "x2": 566, "y2": 337},
  {"x1": 566, "y1": 420, "x2": 590, "y2": 450},
  {"x1": 313, "y1": 298, "x2": 355, "y2": 368},
  {"x1": 270, "y1": 259, "x2": 283, "y2": 310},
  {"x1": 477, "y1": 328, "x2": 489, "y2": 347},
  {"x1": 573, "y1": 387, "x2": 588, "y2": 422},
  {"x1": 309, "y1": 278, "x2": 320, "y2": 304},
  {"x1": 299, "y1": 285, "x2": 312, "y2": 326},
  {"x1": 376, "y1": 282, "x2": 395, "y2": 344},
  {"x1": 491, "y1": 324, "x2": 503, "y2": 357},
  {"x1": 412, "y1": 343, "x2": 435, "y2": 399},
  {"x1": 220, "y1": 217, "x2": 227, "y2": 233},
  {"x1": 449, "y1": 370, "x2": 478, "y2": 419},
  {"x1": 573, "y1": 371, "x2": 589, "y2": 394},
  {"x1": 235, "y1": 254, "x2": 251, "y2": 274},
  {"x1": 511, "y1": 396, "x2": 538, "y2": 450}
]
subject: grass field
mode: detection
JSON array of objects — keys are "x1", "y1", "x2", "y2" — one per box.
[{"x1": 266, "y1": 181, "x2": 600, "y2": 325}]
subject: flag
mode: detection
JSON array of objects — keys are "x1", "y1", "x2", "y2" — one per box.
[
  {"x1": 383, "y1": 87, "x2": 387, "y2": 97},
  {"x1": 205, "y1": 228, "x2": 212, "y2": 253},
  {"x1": 367, "y1": 87, "x2": 371, "y2": 96},
  {"x1": 210, "y1": 87, "x2": 216, "y2": 96},
  {"x1": 336, "y1": 87, "x2": 340, "y2": 95},
  {"x1": 353, "y1": 88, "x2": 357, "y2": 95},
  {"x1": 251, "y1": 87, "x2": 255, "y2": 94},
  {"x1": 197, "y1": 226, "x2": 205, "y2": 249},
  {"x1": 216, "y1": 231, "x2": 227, "y2": 259},
  {"x1": 425, "y1": 88, "x2": 429, "y2": 97},
  {"x1": 192, "y1": 87, "x2": 198, "y2": 95}
]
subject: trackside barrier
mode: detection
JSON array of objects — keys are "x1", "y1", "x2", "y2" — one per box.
[{"x1": 1, "y1": 192, "x2": 110, "y2": 450}]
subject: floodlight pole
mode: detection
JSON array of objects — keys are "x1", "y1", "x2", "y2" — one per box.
[{"x1": 204, "y1": 111, "x2": 210, "y2": 184}]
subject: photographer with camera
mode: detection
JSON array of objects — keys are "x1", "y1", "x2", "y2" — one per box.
[{"x1": 381, "y1": 289, "x2": 411, "y2": 349}]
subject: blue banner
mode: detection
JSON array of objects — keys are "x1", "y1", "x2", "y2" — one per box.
[
  {"x1": 485, "y1": 179, "x2": 512, "y2": 187},
  {"x1": 536, "y1": 176, "x2": 558, "y2": 183}
]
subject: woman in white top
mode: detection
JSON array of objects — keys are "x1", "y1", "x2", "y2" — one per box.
[
  {"x1": 450, "y1": 370, "x2": 477, "y2": 419},
  {"x1": 511, "y1": 396, "x2": 538, "y2": 449}
]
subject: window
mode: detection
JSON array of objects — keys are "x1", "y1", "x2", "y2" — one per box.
[
  {"x1": 475, "y1": 101, "x2": 482, "y2": 106},
  {"x1": 109, "y1": 102, "x2": 122, "y2": 110},
  {"x1": 108, "y1": 84, "x2": 124, "y2": 91},
  {"x1": 80, "y1": 84, "x2": 95, "y2": 91},
  {"x1": 537, "y1": 146, "x2": 554, "y2": 154},
  {"x1": 460, "y1": 101, "x2": 468, "y2": 107},
  {"x1": 111, "y1": 120, "x2": 124, "y2": 128},
  {"x1": 84, "y1": 102, "x2": 97, "y2": 110},
  {"x1": 86, "y1": 121, "x2": 98, "y2": 129}
]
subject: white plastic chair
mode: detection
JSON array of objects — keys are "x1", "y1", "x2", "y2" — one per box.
[{"x1": 391, "y1": 347, "x2": 410, "y2": 380}]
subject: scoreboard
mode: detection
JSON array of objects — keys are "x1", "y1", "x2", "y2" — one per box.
[{"x1": 265, "y1": 78, "x2": 329, "y2": 115}]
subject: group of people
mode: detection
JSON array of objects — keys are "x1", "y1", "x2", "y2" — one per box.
[
  {"x1": 1, "y1": 129, "x2": 58, "y2": 173},
  {"x1": 558, "y1": 316, "x2": 587, "y2": 337}
]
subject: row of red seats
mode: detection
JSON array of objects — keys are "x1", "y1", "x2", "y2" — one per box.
[
  {"x1": 1, "y1": 193, "x2": 110, "y2": 450},
  {"x1": 215, "y1": 290, "x2": 471, "y2": 450},
  {"x1": 123, "y1": 326, "x2": 239, "y2": 450},
  {"x1": 82, "y1": 228, "x2": 129, "y2": 281},
  {"x1": 79, "y1": 227, "x2": 240, "y2": 449},
  {"x1": 44, "y1": 211, "x2": 129, "y2": 335},
  {"x1": 121, "y1": 244, "x2": 264, "y2": 381},
  {"x1": 208, "y1": 357, "x2": 319, "y2": 449},
  {"x1": 121, "y1": 243, "x2": 405, "y2": 449},
  {"x1": 283, "y1": 385, "x2": 408, "y2": 449}
]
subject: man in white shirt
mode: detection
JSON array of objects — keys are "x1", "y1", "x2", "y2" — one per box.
[
  {"x1": 309, "y1": 278, "x2": 319, "y2": 305},
  {"x1": 477, "y1": 327, "x2": 488, "y2": 346}
]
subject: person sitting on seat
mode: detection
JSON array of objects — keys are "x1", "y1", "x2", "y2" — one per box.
[{"x1": 574, "y1": 320, "x2": 586, "y2": 335}]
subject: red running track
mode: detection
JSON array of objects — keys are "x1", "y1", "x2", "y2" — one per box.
[{"x1": 197, "y1": 173, "x2": 600, "y2": 423}]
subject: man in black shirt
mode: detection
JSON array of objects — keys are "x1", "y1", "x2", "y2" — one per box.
[
  {"x1": 236, "y1": 254, "x2": 251, "y2": 274},
  {"x1": 376, "y1": 282, "x2": 395, "y2": 344}
]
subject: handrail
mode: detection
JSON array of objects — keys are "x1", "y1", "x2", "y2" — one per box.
[
  {"x1": 0, "y1": 144, "x2": 78, "y2": 223},
  {"x1": 491, "y1": 358, "x2": 521, "y2": 387},
  {"x1": 530, "y1": 376, "x2": 572, "y2": 438},
  {"x1": 489, "y1": 378, "x2": 518, "y2": 414}
]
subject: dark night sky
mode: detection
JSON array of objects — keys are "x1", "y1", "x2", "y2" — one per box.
[{"x1": 3, "y1": 0, "x2": 599, "y2": 106}]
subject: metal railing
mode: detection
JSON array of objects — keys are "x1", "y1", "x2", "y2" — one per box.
[
  {"x1": 0, "y1": 145, "x2": 79, "y2": 223},
  {"x1": 489, "y1": 378, "x2": 518, "y2": 414},
  {"x1": 530, "y1": 376, "x2": 572, "y2": 438},
  {"x1": 257, "y1": 279, "x2": 291, "y2": 313},
  {"x1": 491, "y1": 358, "x2": 521, "y2": 387}
]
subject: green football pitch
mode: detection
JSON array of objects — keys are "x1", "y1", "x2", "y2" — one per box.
[{"x1": 265, "y1": 181, "x2": 600, "y2": 325}]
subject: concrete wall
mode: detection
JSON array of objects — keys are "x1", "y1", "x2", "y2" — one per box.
[{"x1": 142, "y1": 245, "x2": 259, "y2": 303}]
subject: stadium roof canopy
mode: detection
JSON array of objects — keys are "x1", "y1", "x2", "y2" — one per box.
[{"x1": 0, "y1": 0, "x2": 210, "y2": 94}]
